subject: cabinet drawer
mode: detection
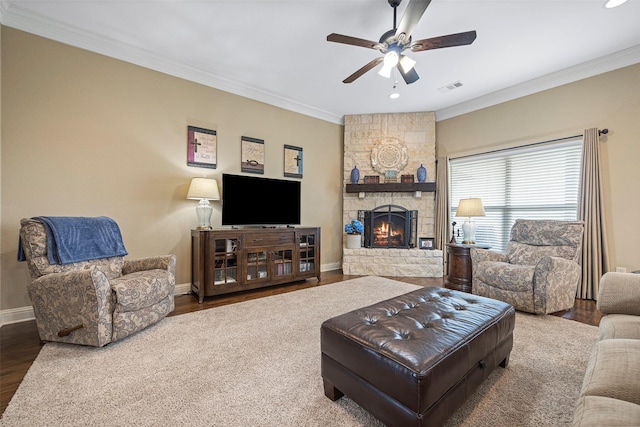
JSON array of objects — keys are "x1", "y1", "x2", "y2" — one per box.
[{"x1": 243, "y1": 232, "x2": 295, "y2": 247}]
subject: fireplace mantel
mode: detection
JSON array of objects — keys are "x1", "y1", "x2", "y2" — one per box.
[{"x1": 345, "y1": 182, "x2": 436, "y2": 194}]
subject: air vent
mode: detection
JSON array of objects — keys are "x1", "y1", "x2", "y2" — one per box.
[{"x1": 437, "y1": 81, "x2": 464, "y2": 93}]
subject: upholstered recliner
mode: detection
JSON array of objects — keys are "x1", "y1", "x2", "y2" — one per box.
[
  {"x1": 19, "y1": 217, "x2": 176, "y2": 347},
  {"x1": 470, "y1": 219, "x2": 584, "y2": 314}
]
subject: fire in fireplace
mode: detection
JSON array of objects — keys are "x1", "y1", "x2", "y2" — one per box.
[{"x1": 359, "y1": 205, "x2": 417, "y2": 249}]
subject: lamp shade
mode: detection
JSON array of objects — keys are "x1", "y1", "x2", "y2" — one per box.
[
  {"x1": 456, "y1": 198, "x2": 486, "y2": 217},
  {"x1": 187, "y1": 178, "x2": 220, "y2": 201}
]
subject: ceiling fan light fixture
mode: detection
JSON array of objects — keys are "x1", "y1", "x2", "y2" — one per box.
[
  {"x1": 378, "y1": 50, "x2": 399, "y2": 78},
  {"x1": 399, "y1": 55, "x2": 416, "y2": 73},
  {"x1": 378, "y1": 63, "x2": 393, "y2": 78},
  {"x1": 384, "y1": 50, "x2": 399, "y2": 67},
  {"x1": 604, "y1": 0, "x2": 629, "y2": 8}
]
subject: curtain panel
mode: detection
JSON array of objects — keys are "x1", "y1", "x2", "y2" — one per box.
[
  {"x1": 435, "y1": 156, "x2": 450, "y2": 273},
  {"x1": 577, "y1": 128, "x2": 610, "y2": 299}
]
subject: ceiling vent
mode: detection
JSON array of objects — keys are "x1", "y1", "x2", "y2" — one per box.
[{"x1": 437, "y1": 81, "x2": 464, "y2": 93}]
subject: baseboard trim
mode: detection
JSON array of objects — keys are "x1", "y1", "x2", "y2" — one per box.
[
  {"x1": 321, "y1": 262, "x2": 341, "y2": 272},
  {"x1": 174, "y1": 282, "x2": 191, "y2": 295},
  {"x1": 0, "y1": 306, "x2": 35, "y2": 326}
]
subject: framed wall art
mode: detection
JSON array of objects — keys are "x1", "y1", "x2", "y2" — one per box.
[
  {"x1": 419, "y1": 237, "x2": 435, "y2": 250},
  {"x1": 187, "y1": 126, "x2": 217, "y2": 169},
  {"x1": 283, "y1": 145, "x2": 303, "y2": 178},
  {"x1": 241, "y1": 136, "x2": 265, "y2": 174}
]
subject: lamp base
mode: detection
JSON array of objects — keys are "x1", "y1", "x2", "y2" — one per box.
[
  {"x1": 461, "y1": 219, "x2": 477, "y2": 245},
  {"x1": 195, "y1": 199, "x2": 213, "y2": 230}
]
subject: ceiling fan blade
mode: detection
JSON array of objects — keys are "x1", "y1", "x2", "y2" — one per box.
[
  {"x1": 327, "y1": 33, "x2": 381, "y2": 50},
  {"x1": 343, "y1": 57, "x2": 384, "y2": 84},
  {"x1": 410, "y1": 30, "x2": 477, "y2": 52},
  {"x1": 395, "y1": 0, "x2": 432, "y2": 42},
  {"x1": 398, "y1": 65, "x2": 419, "y2": 85}
]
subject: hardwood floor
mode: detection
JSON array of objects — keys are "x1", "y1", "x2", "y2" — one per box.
[{"x1": 0, "y1": 271, "x2": 602, "y2": 416}]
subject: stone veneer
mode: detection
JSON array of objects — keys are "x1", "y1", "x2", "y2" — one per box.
[
  {"x1": 343, "y1": 112, "x2": 443, "y2": 278},
  {"x1": 343, "y1": 248, "x2": 443, "y2": 277}
]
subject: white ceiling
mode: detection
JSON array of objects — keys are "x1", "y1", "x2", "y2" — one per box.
[{"x1": 2, "y1": 0, "x2": 640, "y2": 124}]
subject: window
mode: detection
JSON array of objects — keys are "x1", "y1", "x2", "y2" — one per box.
[{"x1": 449, "y1": 139, "x2": 583, "y2": 251}]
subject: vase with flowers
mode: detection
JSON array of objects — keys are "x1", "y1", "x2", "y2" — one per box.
[{"x1": 344, "y1": 219, "x2": 364, "y2": 249}]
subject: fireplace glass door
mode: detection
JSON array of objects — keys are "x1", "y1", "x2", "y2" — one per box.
[{"x1": 360, "y1": 205, "x2": 417, "y2": 249}]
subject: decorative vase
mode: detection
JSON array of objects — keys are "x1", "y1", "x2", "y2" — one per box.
[
  {"x1": 417, "y1": 164, "x2": 427, "y2": 183},
  {"x1": 346, "y1": 234, "x2": 361, "y2": 249},
  {"x1": 350, "y1": 166, "x2": 360, "y2": 184}
]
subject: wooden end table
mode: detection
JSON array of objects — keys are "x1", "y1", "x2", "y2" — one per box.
[{"x1": 445, "y1": 243, "x2": 491, "y2": 293}]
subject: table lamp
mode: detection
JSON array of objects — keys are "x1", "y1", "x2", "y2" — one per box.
[
  {"x1": 187, "y1": 178, "x2": 220, "y2": 230},
  {"x1": 456, "y1": 198, "x2": 485, "y2": 244}
]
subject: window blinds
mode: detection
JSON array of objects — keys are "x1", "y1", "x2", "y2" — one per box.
[{"x1": 449, "y1": 139, "x2": 583, "y2": 251}]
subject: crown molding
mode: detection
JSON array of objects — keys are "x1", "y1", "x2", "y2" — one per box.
[
  {"x1": 435, "y1": 44, "x2": 640, "y2": 121},
  {"x1": 1, "y1": 2, "x2": 344, "y2": 125}
]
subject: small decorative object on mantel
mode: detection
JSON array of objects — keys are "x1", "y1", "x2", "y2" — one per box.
[
  {"x1": 384, "y1": 170, "x2": 398, "y2": 183},
  {"x1": 344, "y1": 219, "x2": 364, "y2": 249},
  {"x1": 417, "y1": 164, "x2": 427, "y2": 183},
  {"x1": 401, "y1": 174, "x2": 414, "y2": 183},
  {"x1": 364, "y1": 175, "x2": 380, "y2": 184},
  {"x1": 350, "y1": 166, "x2": 360, "y2": 184}
]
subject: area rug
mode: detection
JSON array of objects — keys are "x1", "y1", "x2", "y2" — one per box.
[{"x1": 0, "y1": 277, "x2": 598, "y2": 426}]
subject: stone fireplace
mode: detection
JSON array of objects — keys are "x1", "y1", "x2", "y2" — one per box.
[{"x1": 342, "y1": 112, "x2": 443, "y2": 278}]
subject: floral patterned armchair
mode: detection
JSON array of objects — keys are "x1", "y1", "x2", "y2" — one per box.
[
  {"x1": 470, "y1": 219, "x2": 584, "y2": 314},
  {"x1": 19, "y1": 218, "x2": 176, "y2": 347}
]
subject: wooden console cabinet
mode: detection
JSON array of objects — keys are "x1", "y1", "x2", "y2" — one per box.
[
  {"x1": 445, "y1": 243, "x2": 490, "y2": 293},
  {"x1": 191, "y1": 227, "x2": 321, "y2": 302}
]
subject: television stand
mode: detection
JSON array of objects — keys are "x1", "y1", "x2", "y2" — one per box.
[{"x1": 191, "y1": 227, "x2": 321, "y2": 303}]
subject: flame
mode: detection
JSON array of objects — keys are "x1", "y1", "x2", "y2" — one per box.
[{"x1": 373, "y1": 221, "x2": 404, "y2": 246}]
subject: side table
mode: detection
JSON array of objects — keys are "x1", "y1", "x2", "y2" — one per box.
[{"x1": 445, "y1": 243, "x2": 491, "y2": 293}]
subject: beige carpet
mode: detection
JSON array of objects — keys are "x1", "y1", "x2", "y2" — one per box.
[{"x1": 0, "y1": 277, "x2": 598, "y2": 426}]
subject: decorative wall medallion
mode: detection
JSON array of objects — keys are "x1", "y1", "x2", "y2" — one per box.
[{"x1": 370, "y1": 138, "x2": 409, "y2": 175}]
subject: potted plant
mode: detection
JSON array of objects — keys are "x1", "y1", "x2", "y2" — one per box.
[{"x1": 344, "y1": 219, "x2": 364, "y2": 249}]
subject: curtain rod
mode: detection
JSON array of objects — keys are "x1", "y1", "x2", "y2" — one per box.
[{"x1": 451, "y1": 128, "x2": 609, "y2": 160}]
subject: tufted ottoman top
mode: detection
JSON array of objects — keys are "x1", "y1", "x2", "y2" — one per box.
[{"x1": 321, "y1": 286, "x2": 515, "y2": 416}]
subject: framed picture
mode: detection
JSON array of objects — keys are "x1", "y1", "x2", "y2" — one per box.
[
  {"x1": 187, "y1": 126, "x2": 217, "y2": 169},
  {"x1": 241, "y1": 136, "x2": 265, "y2": 174},
  {"x1": 283, "y1": 145, "x2": 303, "y2": 178},
  {"x1": 419, "y1": 237, "x2": 435, "y2": 250}
]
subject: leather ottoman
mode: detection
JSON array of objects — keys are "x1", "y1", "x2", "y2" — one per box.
[{"x1": 321, "y1": 286, "x2": 515, "y2": 427}]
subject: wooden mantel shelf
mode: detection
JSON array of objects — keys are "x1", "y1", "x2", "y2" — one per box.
[{"x1": 345, "y1": 182, "x2": 436, "y2": 193}]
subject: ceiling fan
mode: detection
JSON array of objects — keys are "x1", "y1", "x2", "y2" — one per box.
[{"x1": 327, "y1": 0, "x2": 477, "y2": 84}]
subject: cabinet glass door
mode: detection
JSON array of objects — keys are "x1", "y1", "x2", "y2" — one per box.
[
  {"x1": 213, "y1": 238, "x2": 238, "y2": 285},
  {"x1": 298, "y1": 233, "x2": 316, "y2": 274},
  {"x1": 246, "y1": 249, "x2": 268, "y2": 281},
  {"x1": 272, "y1": 248, "x2": 293, "y2": 278}
]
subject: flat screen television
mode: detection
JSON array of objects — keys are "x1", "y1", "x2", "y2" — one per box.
[{"x1": 222, "y1": 174, "x2": 301, "y2": 226}]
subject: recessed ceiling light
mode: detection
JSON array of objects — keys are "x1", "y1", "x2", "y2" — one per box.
[
  {"x1": 604, "y1": 0, "x2": 629, "y2": 8},
  {"x1": 389, "y1": 92, "x2": 400, "y2": 99}
]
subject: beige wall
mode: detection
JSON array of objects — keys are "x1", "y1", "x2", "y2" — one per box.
[
  {"x1": 436, "y1": 63, "x2": 640, "y2": 273},
  {"x1": 1, "y1": 27, "x2": 344, "y2": 311}
]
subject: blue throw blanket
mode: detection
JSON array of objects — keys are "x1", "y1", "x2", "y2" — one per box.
[{"x1": 18, "y1": 216, "x2": 128, "y2": 265}]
